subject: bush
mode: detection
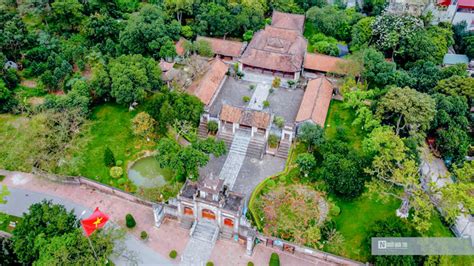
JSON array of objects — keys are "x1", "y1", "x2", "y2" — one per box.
[
  {"x1": 268, "y1": 134, "x2": 279, "y2": 148},
  {"x1": 273, "y1": 116, "x2": 285, "y2": 128},
  {"x1": 272, "y1": 77, "x2": 281, "y2": 88},
  {"x1": 248, "y1": 262, "x2": 255, "y2": 266},
  {"x1": 0, "y1": 175, "x2": 5, "y2": 182},
  {"x1": 243, "y1": 96, "x2": 250, "y2": 103},
  {"x1": 263, "y1": 100, "x2": 270, "y2": 108},
  {"x1": 329, "y1": 204, "x2": 341, "y2": 217},
  {"x1": 207, "y1": 121, "x2": 218, "y2": 134},
  {"x1": 116, "y1": 160, "x2": 123, "y2": 166},
  {"x1": 269, "y1": 252, "x2": 280, "y2": 266},
  {"x1": 109, "y1": 166, "x2": 123, "y2": 178},
  {"x1": 103, "y1": 147, "x2": 115, "y2": 167},
  {"x1": 249, "y1": 84, "x2": 256, "y2": 90},
  {"x1": 140, "y1": 231, "x2": 148, "y2": 240},
  {"x1": 169, "y1": 250, "x2": 178, "y2": 259},
  {"x1": 206, "y1": 262, "x2": 214, "y2": 266},
  {"x1": 125, "y1": 214, "x2": 136, "y2": 228},
  {"x1": 117, "y1": 178, "x2": 127, "y2": 185}
]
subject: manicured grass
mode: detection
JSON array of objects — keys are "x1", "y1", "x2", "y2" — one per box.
[
  {"x1": 329, "y1": 194, "x2": 400, "y2": 261},
  {"x1": 0, "y1": 212, "x2": 22, "y2": 233},
  {"x1": 0, "y1": 114, "x2": 35, "y2": 172},
  {"x1": 76, "y1": 104, "x2": 154, "y2": 189},
  {"x1": 325, "y1": 100, "x2": 364, "y2": 150}
]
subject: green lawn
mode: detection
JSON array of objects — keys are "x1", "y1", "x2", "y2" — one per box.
[
  {"x1": 329, "y1": 194, "x2": 400, "y2": 261},
  {"x1": 325, "y1": 100, "x2": 364, "y2": 150},
  {"x1": 75, "y1": 104, "x2": 154, "y2": 190}
]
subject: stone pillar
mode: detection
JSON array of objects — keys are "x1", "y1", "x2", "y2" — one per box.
[
  {"x1": 251, "y1": 127, "x2": 256, "y2": 137},
  {"x1": 246, "y1": 235, "x2": 255, "y2": 255},
  {"x1": 232, "y1": 123, "x2": 237, "y2": 134},
  {"x1": 294, "y1": 71, "x2": 300, "y2": 81}
]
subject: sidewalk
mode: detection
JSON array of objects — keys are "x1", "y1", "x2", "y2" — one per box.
[{"x1": 0, "y1": 170, "x2": 189, "y2": 265}]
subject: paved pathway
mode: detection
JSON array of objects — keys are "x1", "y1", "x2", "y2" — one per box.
[
  {"x1": 219, "y1": 131, "x2": 251, "y2": 189},
  {"x1": 248, "y1": 83, "x2": 271, "y2": 110},
  {"x1": 180, "y1": 238, "x2": 214, "y2": 266}
]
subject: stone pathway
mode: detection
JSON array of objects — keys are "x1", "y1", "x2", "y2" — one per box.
[
  {"x1": 219, "y1": 131, "x2": 251, "y2": 189},
  {"x1": 180, "y1": 221, "x2": 218, "y2": 266},
  {"x1": 248, "y1": 83, "x2": 271, "y2": 110}
]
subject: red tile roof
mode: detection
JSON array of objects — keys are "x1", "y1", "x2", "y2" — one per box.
[
  {"x1": 271, "y1": 11, "x2": 305, "y2": 33},
  {"x1": 196, "y1": 36, "x2": 245, "y2": 58},
  {"x1": 304, "y1": 53, "x2": 349, "y2": 75},
  {"x1": 296, "y1": 77, "x2": 333, "y2": 127},
  {"x1": 240, "y1": 25, "x2": 307, "y2": 73},
  {"x1": 188, "y1": 59, "x2": 228, "y2": 106},
  {"x1": 175, "y1": 38, "x2": 186, "y2": 56},
  {"x1": 220, "y1": 105, "x2": 271, "y2": 129}
]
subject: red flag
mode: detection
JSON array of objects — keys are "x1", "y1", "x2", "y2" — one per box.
[{"x1": 80, "y1": 207, "x2": 109, "y2": 237}]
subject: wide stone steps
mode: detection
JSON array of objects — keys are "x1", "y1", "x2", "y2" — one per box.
[
  {"x1": 180, "y1": 218, "x2": 194, "y2": 229},
  {"x1": 220, "y1": 229, "x2": 233, "y2": 240},
  {"x1": 192, "y1": 221, "x2": 218, "y2": 243},
  {"x1": 247, "y1": 138, "x2": 266, "y2": 158},
  {"x1": 217, "y1": 131, "x2": 234, "y2": 148}
]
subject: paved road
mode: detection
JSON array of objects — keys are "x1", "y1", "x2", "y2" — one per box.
[{"x1": 0, "y1": 187, "x2": 172, "y2": 266}]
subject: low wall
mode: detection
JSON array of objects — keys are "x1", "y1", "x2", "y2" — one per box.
[
  {"x1": 255, "y1": 233, "x2": 363, "y2": 266},
  {"x1": 32, "y1": 168, "x2": 154, "y2": 208}
]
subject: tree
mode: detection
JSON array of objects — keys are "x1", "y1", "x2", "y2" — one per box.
[
  {"x1": 407, "y1": 60, "x2": 442, "y2": 93},
  {"x1": 109, "y1": 54, "x2": 162, "y2": 105},
  {"x1": 194, "y1": 3, "x2": 235, "y2": 37},
  {"x1": 132, "y1": 112, "x2": 157, "y2": 140},
  {"x1": 296, "y1": 153, "x2": 316, "y2": 177},
  {"x1": 159, "y1": 39, "x2": 177, "y2": 61},
  {"x1": 164, "y1": 0, "x2": 194, "y2": 23},
  {"x1": 434, "y1": 76, "x2": 474, "y2": 102},
  {"x1": 119, "y1": 4, "x2": 181, "y2": 58},
  {"x1": 376, "y1": 87, "x2": 435, "y2": 138},
  {"x1": 361, "y1": 0, "x2": 387, "y2": 16},
  {"x1": 0, "y1": 13, "x2": 31, "y2": 60},
  {"x1": 90, "y1": 62, "x2": 111, "y2": 101},
  {"x1": 34, "y1": 228, "x2": 121, "y2": 265},
  {"x1": 0, "y1": 80, "x2": 17, "y2": 113},
  {"x1": 361, "y1": 48, "x2": 396, "y2": 87},
  {"x1": 306, "y1": 6, "x2": 363, "y2": 42},
  {"x1": 172, "y1": 119, "x2": 193, "y2": 140},
  {"x1": 12, "y1": 200, "x2": 77, "y2": 264},
  {"x1": 193, "y1": 39, "x2": 214, "y2": 57},
  {"x1": 0, "y1": 237, "x2": 20, "y2": 265},
  {"x1": 439, "y1": 161, "x2": 474, "y2": 223},
  {"x1": 50, "y1": 0, "x2": 85, "y2": 33},
  {"x1": 431, "y1": 94, "x2": 469, "y2": 162},
  {"x1": 350, "y1": 17, "x2": 374, "y2": 52},
  {"x1": 178, "y1": 146, "x2": 209, "y2": 180},
  {"x1": 297, "y1": 123, "x2": 324, "y2": 151},
  {"x1": 103, "y1": 147, "x2": 116, "y2": 167},
  {"x1": 363, "y1": 127, "x2": 434, "y2": 232},
  {"x1": 270, "y1": 0, "x2": 303, "y2": 14},
  {"x1": 192, "y1": 138, "x2": 227, "y2": 157},
  {"x1": 371, "y1": 14, "x2": 423, "y2": 58}
]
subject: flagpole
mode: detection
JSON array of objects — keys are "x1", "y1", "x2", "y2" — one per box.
[{"x1": 86, "y1": 234, "x2": 99, "y2": 261}]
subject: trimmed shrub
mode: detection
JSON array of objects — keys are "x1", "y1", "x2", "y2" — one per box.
[
  {"x1": 273, "y1": 116, "x2": 285, "y2": 128},
  {"x1": 103, "y1": 147, "x2": 115, "y2": 167},
  {"x1": 125, "y1": 214, "x2": 136, "y2": 228},
  {"x1": 116, "y1": 160, "x2": 123, "y2": 166},
  {"x1": 268, "y1": 134, "x2": 279, "y2": 148},
  {"x1": 249, "y1": 84, "x2": 256, "y2": 90},
  {"x1": 248, "y1": 262, "x2": 255, "y2": 266},
  {"x1": 269, "y1": 252, "x2": 280, "y2": 266},
  {"x1": 169, "y1": 250, "x2": 178, "y2": 259},
  {"x1": 0, "y1": 175, "x2": 5, "y2": 182},
  {"x1": 263, "y1": 100, "x2": 270, "y2": 108},
  {"x1": 329, "y1": 204, "x2": 341, "y2": 217},
  {"x1": 206, "y1": 262, "x2": 214, "y2": 266},
  {"x1": 272, "y1": 77, "x2": 281, "y2": 88},
  {"x1": 243, "y1": 96, "x2": 250, "y2": 103},
  {"x1": 207, "y1": 121, "x2": 218, "y2": 134},
  {"x1": 140, "y1": 231, "x2": 148, "y2": 240},
  {"x1": 110, "y1": 166, "x2": 123, "y2": 178}
]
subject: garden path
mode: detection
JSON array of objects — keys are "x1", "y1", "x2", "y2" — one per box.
[{"x1": 248, "y1": 83, "x2": 271, "y2": 110}]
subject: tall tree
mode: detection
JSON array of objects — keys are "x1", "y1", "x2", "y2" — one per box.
[
  {"x1": 350, "y1": 17, "x2": 374, "y2": 52},
  {"x1": 164, "y1": 0, "x2": 194, "y2": 23},
  {"x1": 297, "y1": 123, "x2": 324, "y2": 151},
  {"x1": 376, "y1": 87, "x2": 435, "y2": 138},
  {"x1": 50, "y1": 0, "x2": 85, "y2": 33},
  {"x1": 109, "y1": 54, "x2": 162, "y2": 105}
]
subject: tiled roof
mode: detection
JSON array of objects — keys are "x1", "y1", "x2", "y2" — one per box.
[
  {"x1": 188, "y1": 59, "x2": 228, "y2": 106},
  {"x1": 271, "y1": 11, "x2": 305, "y2": 33},
  {"x1": 175, "y1": 38, "x2": 186, "y2": 56},
  {"x1": 196, "y1": 36, "x2": 245, "y2": 58},
  {"x1": 240, "y1": 25, "x2": 307, "y2": 73},
  {"x1": 296, "y1": 77, "x2": 333, "y2": 127},
  {"x1": 159, "y1": 59, "x2": 175, "y2": 72},
  {"x1": 220, "y1": 105, "x2": 271, "y2": 129},
  {"x1": 304, "y1": 53, "x2": 349, "y2": 75}
]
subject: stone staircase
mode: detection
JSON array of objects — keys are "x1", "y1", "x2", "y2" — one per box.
[
  {"x1": 229, "y1": 132, "x2": 251, "y2": 156},
  {"x1": 276, "y1": 140, "x2": 291, "y2": 159},
  {"x1": 220, "y1": 229, "x2": 234, "y2": 240},
  {"x1": 217, "y1": 130, "x2": 234, "y2": 148},
  {"x1": 198, "y1": 120, "x2": 208, "y2": 139},
  {"x1": 247, "y1": 137, "x2": 266, "y2": 159},
  {"x1": 180, "y1": 218, "x2": 194, "y2": 229},
  {"x1": 191, "y1": 221, "x2": 219, "y2": 243}
]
